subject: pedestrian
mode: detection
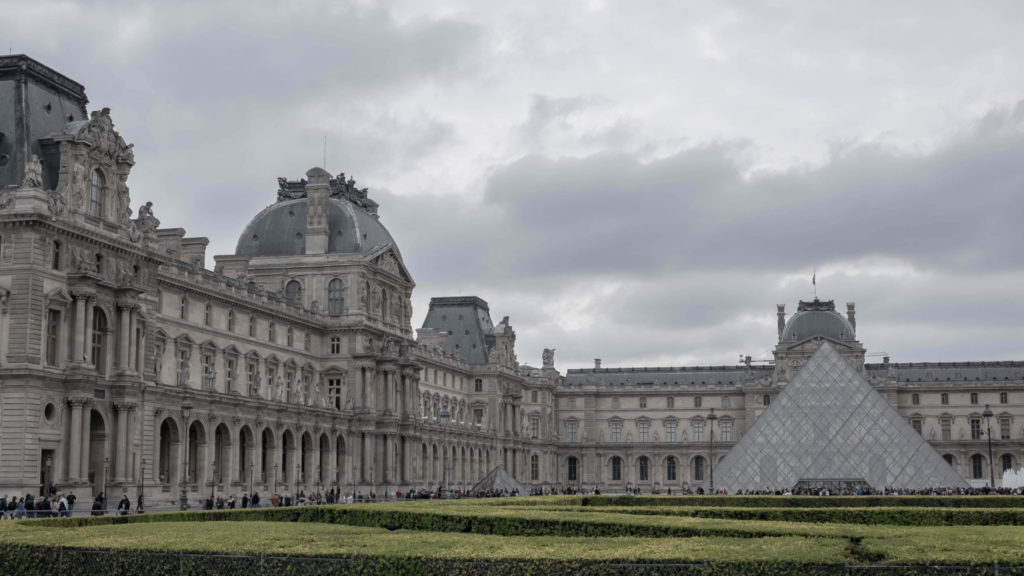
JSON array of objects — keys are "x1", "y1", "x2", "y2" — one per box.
[
  {"x1": 251, "y1": 492, "x2": 260, "y2": 508},
  {"x1": 117, "y1": 494, "x2": 130, "y2": 516},
  {"x1": 58, "y1": 493, "x2": 69, "y2": 518},
  {"x1": 67, "y1": 492, "x2": 76, "y2": 515},
  {"x1": 241, "y1": 493, "x2": 249, "y2": 509}
]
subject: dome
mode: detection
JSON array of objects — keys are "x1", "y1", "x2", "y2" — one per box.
[
  {"x1": 780, "y1": 299, "x2": 856, "y2": 343},
  {"x1": 234, "y1": 176, "x2": 399, "y2": 258}
]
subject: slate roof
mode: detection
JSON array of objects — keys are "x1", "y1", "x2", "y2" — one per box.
[{"x1": 420, "y1": 296, "x2": 496, "y2": 365}]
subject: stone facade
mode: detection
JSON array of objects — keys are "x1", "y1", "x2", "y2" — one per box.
[{"x1": 1, "y1": 56, "x2": 1022, "y2": 509}]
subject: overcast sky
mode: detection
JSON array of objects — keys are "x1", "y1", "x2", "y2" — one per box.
[{"x1": 5, "y1": 1, "x2": 1024, "y2": 369}]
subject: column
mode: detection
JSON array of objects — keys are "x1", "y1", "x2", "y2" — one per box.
[
  {"x1": 68, "y1": 399, "x2": 84, "y2": 482},
  {"x1": 312, "y1": 436, "x2": 321, "y2": 488},
  {"x1": 360, "y1": 432, "x2": 369, "y2": 483},
  {"x1": 355, "y1": 366, "x2": 364, "y2": 408},
  {"x1": 117, "y1": 304, "x2": 131, "y2": 372},
  {"x1": 114, "y1": 402, "x2": 133, "y2": 482},
  {"x1": 72, "y1": 295, "x2": 86, "y2": 362},
  {"x1": 228, "y1": 428, "x2": 239, "y2": 490},
  {"x1": 80, "y1": 401, "x2": 92, "y2": 480},
  {"x1": 329, "y1": 436, "x2": 338, "y2": 489},
  {"x1": 84, "y1": 303, "x2": 95, "y2": 366},
  {"x1": 128, "y1": 308, "x2": 138, "y2": 372}
]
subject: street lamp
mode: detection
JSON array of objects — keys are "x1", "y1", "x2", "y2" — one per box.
[
  {"x1": 210, "y1": 453, "x2": 216, "y2": 505},
  {"x1": 249, "y1": 461, "x2": 255, "y2": 497},
  {"x1": 140, "y1": 458, "x2": 146, "y2": 514},
  {"x1": 983, "y1": 404, "x2": 995, "y2": 489},
  {"x1": 180, "y1": 395, "x2": 193, "y2": 511},
  {"x1": 273, "y1": 462, "x2": 278, "y2": 495},
  {"x1": 706, "y1": 408, "x2": 717, "y2": 494},
  {"x1": 440, "y1": 406, "x2": 451, "y2": 498},
  {"x1": 103, "y1": 457, "x2": 109, "y2": 515}
]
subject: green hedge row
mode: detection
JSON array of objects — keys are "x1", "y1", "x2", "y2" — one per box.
[
  {"x1": 580, "y1": 495, "x2": 1024, "y2": 509},
  {"x1": 608, "y1": 505, "x2": 1024, "y2": 526},
  {"x1": 5, "y1": 543, "x2": 1016, "y2": 576}
]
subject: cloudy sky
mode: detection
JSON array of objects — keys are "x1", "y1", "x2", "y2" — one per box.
[{"x1": 6, "y1": 1, "x2": 1024, "y2": 369}]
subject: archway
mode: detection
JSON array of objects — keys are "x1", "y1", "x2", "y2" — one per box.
[
  {"x1": 158, "y1": 417, "x2": 180, "y2": 486},
  {"x1": 88, "y1": 410, "x2": 107, "y2": 497}
]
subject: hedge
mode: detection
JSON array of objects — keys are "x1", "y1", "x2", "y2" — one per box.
[{"x1": 578, "y1": 495, "x2": 1024, "y2": 509}]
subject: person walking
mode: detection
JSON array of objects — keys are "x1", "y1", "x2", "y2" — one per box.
[{"x1": 117, "y1": 494, "x2": 131, "y2": 516}]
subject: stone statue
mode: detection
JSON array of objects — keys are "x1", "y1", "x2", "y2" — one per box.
[
  {"x1": 22, "y1": 155, "x2": 43, "y2": 189},
  {"x1": 116, "y1": 174, "x2": 131, "y2": 225},
  {"x1": 137, "y1": 201, "x2": 160, "y2": 232},
  {"x1": 48, "y1": 189, "x2": 66, "y2": 216},
  {"x1": 71, "y1": 163, "x2": 86, "y2": 209},
  {"x1": 275, "y1": 377, "x2": 286, "y2": 402},
  {"x1": 294, "y1": 382, "x2": 305, "y2": 406},
  {"x1": 310, "y1": 300, "x2": 320, "y2": 314},
  {"x1": 542, "y1": 348, "x2": 555, "y2": 368}
]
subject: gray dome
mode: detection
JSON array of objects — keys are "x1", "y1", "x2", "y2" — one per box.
[
  {"x1": 781, "y1": 309, "x2": 856, "y2": 343},
  {"x1": 235, "y1": 196, "x2": 398, "y2": 258}
]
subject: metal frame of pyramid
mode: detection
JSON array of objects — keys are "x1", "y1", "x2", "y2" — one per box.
[
  {"x1": 710, "y1": 342, "x2": 969, "y2": 493},
  {"x1": 469, "y1": 465, "x2": 526, "y2": 495}
]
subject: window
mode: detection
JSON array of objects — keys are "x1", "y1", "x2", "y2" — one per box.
[
  {"x1": 1001, "y1": 418, "x2": 1011, "y2": 440},
  {"x1": 694, "y1": 396, "x2": 702, "y2": 409},
  {"x1": 666, "y1": 421, "x2": 676, "y2": 442},
  {"x1": 568, "y1": 397, "x2": 576, "y2": 410},
  {"x1": 1003, "y1": 454, "x2": 1013, "y2": 472},
  {"x1": 612, "y1": 456, "x2": 622, "y2": 481},
  {"x1": 287, "y1": 327, "x2": 294, "y2": 347},
  {"x1": 943, "y1": 454, "x2": 954, "y2": 466},
  {"x1": 52, "y1": 241, "x2": 61, "y2": 270},
  {"x1": 246, "y1": 361, "x2": 257, "y2": 396},
  {"x1": 941, "y1": 419, "x2": 951, "y2": 441},
  {"x1": 694, "y1": 456, "x2": 705, "y2": 481},
  {"x1": 90, "y1": 169, "x2": 104, "y2": 217},
  {"x1": 972, "y1": 454, "x2": 984, "y2": 479},
  {"x1": 911, "y1": 393, "x2": 920, "y2": 406},
  {"x1": 666, "y1": 457, "x2": 677, "y2": 481},
  {"x1": 911, "y1": 419, "x2": 922, "y2": 435},
  {"x1": 694, "y1": 421, "x2": 704, "y2": 442},
  {"x1": 380, "y1": 287, "x2": 388, "y2": 320},
  {"x1": 970, "y1": 418, "x2": 982, "y2": 440},
  {"x1": 91, "y1": 308, "x2": 107, "y2": 371},
  {"x1": 327, "y1": 278, "x2": 344, "y2": 316},
  {"x1": 531, "y1": 390, "x2": 537, "y2": 403},
  {"x1": 227, "y1": 310, "x2": 234, "y2": 332},
  {"x1": 639, "y1": 456, "x2": 649, "y2": 481},
  {"x1": 970, "y1": 392, "x2": 979, "y2": 405},
  {"x1": 330, "y1": 336, "x2": 341, "y2": 355},
  {"x1": 328, "y1": 378, "x2": 343, "y2": 410},
  {"x1": 268, "y1": 321, "x2": 275, "y2": 343},
  {"x1": 474, "y1": 379, "x2": 482, "y2": 392},
  {"x1": 567, "y1": 457, "x2": 578, "y2": 482},
  {"x1": 179, "y1": 296, "x2": 187, "y2": 320},
  {"x1": 285, "y1": 280, "x2": 302, "y2": 305},
  {"x1": 176, "y1": 348, "x2": 189, "y2": 386},
  {"x1": 567, "y1": 421, "x2": 577, "y2": 443},
  {"x1": 204, "y1": 303, "x2": 211, "y2": 326},
  {"x1": 667, "y1": 396, "x2": 674, "y2": 409},
  {"x1": 249, "y1": 316, "x2": 256, "y2": 337},
  {"x1": 45, "y1": 310, "x2": 60, "y2": 366},
  {"x1": 202, "y1": 354, "x2": 215, "y2": 390},
  {"x1": 530, "y1": 455, "x2": 539, "y2": 481},
  {"x1": 611, "y1": 397, "x2": 620, "y2": 409},
  {"x1": 941, "y1": 393, "x2": 949, "y2": 405},
  {"x1": 763, "y1": 394, "x2": 771, "y2": 407},
  {"x1": 1001, "y1": 392, "x2": 1009, "y2": 404},
  {"x1": 303, "y1": 332, "x2": 310, "y2": 352},
  {"x1": 638, "y1": 421, "x2": 649, "y2": 442},
  {"x1": 721, "y1": 396, "x2": 730, "y2": 409},
  {"x1": 639, "y1": 397, "x2": 647, "y2": 409},
  {"x1": 611, "y1": 421, "x2": 621, "y2": 443},
  {"x1": 530, "y1": 417, "x2": 539, "y2": 439},
  {"x1": 721, "y1": 420, "x2": 732, "y2": 442},
  {"x1": 225, "y1": 358, "x2": 237, "y2": 393}
]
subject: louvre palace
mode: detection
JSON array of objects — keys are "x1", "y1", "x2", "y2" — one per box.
[{"x1": 1, "y1": 55, "x2": 1023, "y2": 507}]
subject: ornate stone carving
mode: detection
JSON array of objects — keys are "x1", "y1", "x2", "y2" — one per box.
[
  {"x1": 48, "y1": 189, "x2": 66, "y2": 216},
  {"x1": 22, "y1": 154, "x2": 43, "y2": 188},
  {"x1": 0, "y1": 188, "x2": 13, "y2": 210}
]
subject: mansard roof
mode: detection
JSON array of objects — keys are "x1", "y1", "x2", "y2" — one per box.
[{"x1": 420, "y1": 296, "x2": 496, "y2": 365}]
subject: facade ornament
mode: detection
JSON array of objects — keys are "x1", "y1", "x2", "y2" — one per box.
[
  {"x1": 275, "y1": 376, "x2": 286, "y2": 402},
  {"x1": 0, "y1": 188, "x2": 13, "y2": 210},
  {"x1": 22, "y1": 154, "x2": 43, "y2": 188},
  {"x1": 542, "y1": 348, "x2": 555, "y2": 368},
  {"x1": 0, "y1": 289, "x2": 9, "y2": 314},
  {"x1": 116, "y1": 173, "x2": 131, "y2": 226},
  {"x1": 136, "y1": 201, "x2": 160, "y2": 232},
  {"x1": 310, "y1": 300, "x2": 320, "y2": 314},
  {"x1": 294, "y1": 382, "x2": 305, "y2": 406},
  {"x1": 70, "y1": 163, "x2": 86, "y2": 209}
]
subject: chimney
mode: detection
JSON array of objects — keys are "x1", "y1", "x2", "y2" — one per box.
[
  {"x1": 776, "y1": 304, "x2": 786, "y2": 340},
  {"x1": 594, "y1": 358, "x2": 601, "y2": 370},
  {"x1": 846, "y1": 302, "x2": 856, "y2": 334},
  {"x1": 304, "y1": 167, "x2": 330, "y2": 254}
]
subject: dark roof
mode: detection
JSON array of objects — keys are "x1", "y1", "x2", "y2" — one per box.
[
  {"x1": 420, "y1": 297, "x2": 495, "y2": 365},
  {"x1": 781, "y1": 299, "x2": 856, "y2": 343},
  {"x1": 866, "y1": 361, "x2": 1024, "y2": 383},
  {"x1": 562, "y1": 365, "x2": 772, "y2": 388}
]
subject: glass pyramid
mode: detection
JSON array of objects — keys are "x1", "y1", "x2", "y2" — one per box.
[{"x1": 710, "y1": 342, "x2": 968, "y2": 493}]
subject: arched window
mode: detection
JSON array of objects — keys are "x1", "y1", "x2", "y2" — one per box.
[
  {"x1": 91, "y1": 307, "x2": 107, "y2": 371},
  {"x1": 1003, "y1": 454, "x2": 1013, "y2": 472},
  {"x1": 972, "y1": 454, "x2": 984, "y2": 479},
  {"x1": 328, "y1": 278, "x2": 344, "y2": 316},
  {"x1": 611, "y1": 456, "x2": 622, "y2": 481},
  {"x1": 694, "y1": 456, "x2": 705, "y2": 481},
  {"x1": 666, "y1": 457, "x2": 677, "y2": 481},
  {"x1": 285, "y1": 280, "x2": 302, "y2": 305},
  {"x1": 638, "y1": 456, "x2": 649, "y2": 481},
  {"x1": 90, "y1": 169, "x2": 105, "y2": 217},
  {"x1": 567, "y1": 457, "x2": 578, "y2": 483}
]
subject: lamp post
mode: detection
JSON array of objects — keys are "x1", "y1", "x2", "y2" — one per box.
[
  {"x1": 103, "y1": 457, "x2": 109, "y2": 514},
  {"x1": 140, "y1": 458, "x2": 146, "y2": 514},
  {"x1": 272, "y1": 463, "x2": 278, "y2": 495},
  {"x1": 706, "y1": 408, "x2": 717, "y2": 494},
  {"x1": 440, "y1": 406, "x2": 451, "y2": 498},
  {"x1": 249, "y1": 461, "x2": 254, "y2": 497},
  {"x1": 983, "y1": 404, "x2": 995, "y2": 489},
  {"x1": 210, "y1": 454, "x2": 216, "y2": 504},
  {"x1": 180, "y1": 395, "x2": 193, "y2": 511}
]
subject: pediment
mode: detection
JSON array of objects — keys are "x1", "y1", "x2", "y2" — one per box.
[{"x1": 364, "y1": 245, "x2": 413, "y2": 284}]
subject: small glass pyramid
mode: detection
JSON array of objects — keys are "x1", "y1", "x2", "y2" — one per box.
[{"x1": 710, "y1": 342, "x2": 968, "y2": 493}]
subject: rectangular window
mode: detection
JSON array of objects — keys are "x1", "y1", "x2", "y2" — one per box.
[
  {"x1": 531, "y1": 390, "x2": 538, "y2": 403},
  {"x1": 638, "y1": 422, "x2": 649, "y2": 442},
  {"x1": 226, "y1": 359, "x2": 237, "y2": 393},
  {"x1": 202, "y1": 354, "x2": 215, "y2": 390},
  {"x1": 721, "y1": 396, "x2": 730, "y2": 409},
  {"x1": 666, "y1": 396, "x2": 674, "y2": 409},
  {"x1": 666, "y1": 422, "x2": 676, "y2": 442},
  {"x1": 763, "y1": 394, "x2": 771, "y2": 407},
  {"x1": 611, "y1": 422, "x2": 621, "y2": 443},
  {"x1": 249, "y1": 316, "x2": 256, "y2": 337},
  {"x1": 1001, "y1": 418, "x2": 1011, "y2": 440},
  {"x1": 530, "y1": 418, "x2": 539, "y2": 439},
  {"x1": 329, "y1": 378, "x2": 343, "y2": 410},
  {"x1": 971, "y1": 418, "x2": 982, "y2": 440},
  {"x1": 568, "y1": 397, "x2": 576, "y2": 410},
  {"x1": 912, "y1": 393, "x2": 920, "y2": 405},
  {"x1": 721, "y1": 421, "x2": 732, "y2": 442},
  {"x1": 912, "y1": 419, "x2": 922, "y2": 435},
  {"x1": 694, "y1": 421, "x2": 704, "y2": 442},
  {"x1": 1001, "y1": 392, "x2": 1009, "y2": 404},
  {"x1": 612, "y1": 397, "x2": 620, "y2": 409},
  {"x1": 639, "y1": 397, "x2": 647, "y2": 409},
  {"x1": 970, "y1": 392, "x2": 979, "y2": 405},
  {"x1": 941, "y1": 419, "x2": 951, "y2": 441},
  {"x1": 530, "y1": 456, "x2": 539, "y2": 481},
  {"x1": 475, "y1": 379, "x2": 482, "y2": 392},
  {"x1": 330, "y1": 336, "x2": 341, "y2": 355},
  {"x1": 177, "y1": 349, "x2": 189, "y2": 386},
  {"x1": 941, "y1": 393, "x2": 949, "y2": 405},
  {"x1": 227, "y1": 310, "x2": 234, "y2": 332},
  {"x1": 474, "y1": 409, "x2": 483, "y2": 425},
  {"x1": 52, "y1": 241, "x2": 61, "y2": 270},
  {"x1": 246, "y1": 361, "x2": 257, "y2": 396},
  {"x1": 567, "y1": 421, "x2": 577, "y2": 442},
  {"x1": 45, "y1": 309, "x2": 60, "y2": 366},
  {"x1": 694, "y1": 396, "x2": 702, "y2": 409}
]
